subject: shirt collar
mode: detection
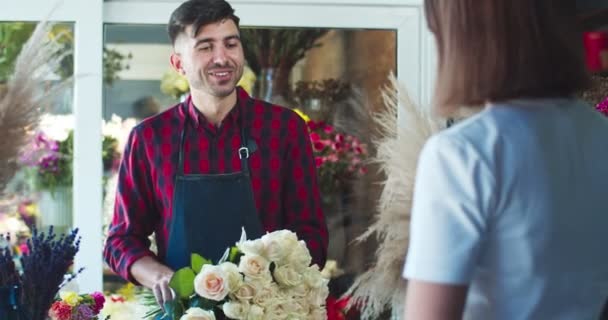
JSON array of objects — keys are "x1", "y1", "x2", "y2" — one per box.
[{"x1": 185, "y1": 87, "x2": 252, "y2": 128}]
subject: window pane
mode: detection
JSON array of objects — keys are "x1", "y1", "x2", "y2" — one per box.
[{"x1": 0, "y1": 22, "x2": 74, "y2": 246}]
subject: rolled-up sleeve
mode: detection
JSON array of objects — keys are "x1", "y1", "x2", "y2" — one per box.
[
  {"x1": 283, "y1": 114, "x2": 328, "y2": 268},
  {"x1": 403, "y1": 134, "x2": 495, "y2": 284},
  {"x1": 103, "y1": 127, "x2": 159, "y2": 283}
]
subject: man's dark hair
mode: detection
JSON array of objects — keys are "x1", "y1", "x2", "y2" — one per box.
[{"x1": 168, "y1": 0, "x2": 240, "y2": 45}]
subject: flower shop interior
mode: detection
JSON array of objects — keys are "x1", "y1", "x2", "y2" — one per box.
[{"x1": 1, "y1": 0, "x2": 607, "y2": 319}]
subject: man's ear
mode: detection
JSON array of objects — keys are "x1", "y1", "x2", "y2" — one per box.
[{"x1": 169, "y1": 52, "x2": 184, "y2": 75}]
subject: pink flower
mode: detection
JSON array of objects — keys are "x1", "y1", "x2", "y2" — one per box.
[
  {"x1": 327, "y1": 154, "x2": 339, "y2": 163},
  {"x1": 19, "y1": 243, "x2": 29, "y2": 255},
  {"x1": 49, "y1": 301, "x2": 72, "y2": 320},
  {"x1": 90, "y1": 291, "x2": 105, "y2": 314},
  {"x1": 310, "y1": 132, "x2": 321, "y2": 142},
  {"x1": 597, "y1": 97, "x2": 608, "y2": 117},
  {"x1": 323, "y1": 124, "x2": 335, "y2": 134},
  {"x1": 334, "y1": 134, "x2": 345, "y2": 143},
  {"x1": 315, "y1": 156, "x2": 325, "y2": 168}
]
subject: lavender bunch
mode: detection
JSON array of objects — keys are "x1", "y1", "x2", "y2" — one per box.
[
  {"x1": 20, "y1": 227, "x2": 82, "y2": 320},
  {"x1": 0, "y1": 235, "x2": 20, "y2": 288}
]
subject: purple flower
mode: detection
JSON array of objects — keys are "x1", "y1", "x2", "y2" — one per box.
[
  {"x1": 597, "y1": 96, "x2": 608, "y2": 117},
  {"x1": 19, "y1": 132, "x2": 62, "y2": 169},
  {"x1": 38, "y1": 155, "x2": 60, "y2": 174},
  {"x1": 74, "y1": 304, "x2": 94, "y2": 320}
]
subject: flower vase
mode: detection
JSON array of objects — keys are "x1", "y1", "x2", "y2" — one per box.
[
  {"x1": 37, "y1": 186, "x2": 72, "y2": 235},
  {"x1": 304, "y1": 98, "x2": 324, "y2": 122},
  {"x1": 0, "y1": 285, "x2": 22, "y2": 320}
]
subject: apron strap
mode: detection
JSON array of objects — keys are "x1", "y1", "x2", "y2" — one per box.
[
  {"x1": 178, "y1": 99, "x2": 256, "y2": 176},
  {"x1": 177, "y1": 107, "x2": 187, "y2": 175},
  {"x1": 238, "y1": 99, "x2": 252, "y2": 176}
]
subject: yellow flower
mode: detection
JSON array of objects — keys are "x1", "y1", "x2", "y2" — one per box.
[
  {"x1": 24, "y1": 204, "x2": 39, "y2": 217},
  {"x1": 293, "y1": 108, "x2": 311, "y2": 123},
  {"x1": 116, "y1": 283, "x2": 136, "y2": 301},
  {"x1": 160, "y1": 69, "x2": 190, "y2": 99},
  {"x1": 237, "y1": 65, "x2": 257, "y2": 95},
  {"x1": 60, "y1": 291, "x2": 83, "y2": 307}
]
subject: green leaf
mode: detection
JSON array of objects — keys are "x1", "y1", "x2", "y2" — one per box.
[
  {"x1": 228, "y1": 246, "x2": 242, "y2": 263},
  {"x1": 169, "y1": 267, "x2": 196, "y2": 299},
  {"x1": 191, "y1": 253, "x2": 211, "y2": 273}
]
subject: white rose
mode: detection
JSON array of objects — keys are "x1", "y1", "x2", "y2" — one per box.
[
  {"x1": 303, "y1": 265, "x2": 325, "y2": 289},
  {"x1": 261, "y1": 230, "x2": 299, "y2": 262},
  {"x1": 290, "y1": 284, "x2": 310, "y2": 298},
  {"x1": 307, "y1": 283, "x2": 329, "y2": 307},
  {"x1": 238, "y1": 254, "x2": 270, "y2": 279},
  {"x1": 264, "y1": 302, "x2": 288, "y2": 320},
  {"x1": 273, "y1": 265, "x2": 302, "y2": 288},
  {"x1": 286, "y1": 241, "x2": 312, "y2": 271},
  {"x1": 247, "y1": 305, "x2": 264, "y2": 320},
  {"x1": 291, "y1": 300, "x2": 309, "y2": 319},
  {"x1": 219, "y1": 262, "x2": 243, "y2": 292},
  {"x1": 179, "y1": 307, "x2": 216, "y2": 320},
  {"x1": 233, "y1": 283, "x2": 256, "y2": 302},
  {"x1": 39, "y1": 114, "x2": 74, "y2": 141},
  {"x1": 194, "y1": 265, "x2": 230, "y2": 301},
  {"x1": 252, "y1": 283, "x2": 279, "y2": 307},
  {"x1": 222, "y1": 301, "x2": 249, "y2": 320},
  {"x1": 309, "y1": 306, "x2": 328, "y2": 320},
  {"x1": 237, "y1": 239, "x2": 266, "y2": 257}
]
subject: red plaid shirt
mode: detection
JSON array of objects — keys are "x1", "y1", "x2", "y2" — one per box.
[{"x1": 104, "y1": 88, "x2": 328, "y2": 282}]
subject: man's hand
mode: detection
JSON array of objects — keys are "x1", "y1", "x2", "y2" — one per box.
[
  {"x1": 152, "y1": 273, "x2": 176, "y2": 310},
  {"x1": 130, "y1": 256, "x2": 176, "y2": 309}
]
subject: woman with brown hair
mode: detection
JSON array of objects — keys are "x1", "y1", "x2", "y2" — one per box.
[{"x1": 402, "y1": 1, "x2": 608, "y2": 319}]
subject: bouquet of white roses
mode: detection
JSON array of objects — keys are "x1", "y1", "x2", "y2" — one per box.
[{"x1": 146, "y1": 229, "x2": 329, "y2": 320}]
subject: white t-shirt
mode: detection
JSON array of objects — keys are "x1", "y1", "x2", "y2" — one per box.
[{"x1": 403, "y1": 98, "x2": 608, "y2": 319}]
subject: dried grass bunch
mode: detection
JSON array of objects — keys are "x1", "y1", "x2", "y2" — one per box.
[
  {"x1": 346, "y1": 76, "x2": 444, "y2": 319},
  {"x1": 0, "y1": 21, "x2": 70, "y2": 192}
]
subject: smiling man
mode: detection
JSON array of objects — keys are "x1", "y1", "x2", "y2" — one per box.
[{"x1": 103, "y1": 0, "x2": 328, "y2": 309}]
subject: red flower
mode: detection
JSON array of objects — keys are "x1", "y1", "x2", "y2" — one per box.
[
  {"x1": 327, "y1": 296, "x2": 355, "y2": 320},
  {"x1": 49, "y1": 301, "x2": 72, "y2": 320},
  {"x1": 310, "y1": 132, "x2": 321, "y2": 142},
  {"x1": 332, "y1": 142, "x2": 343, "y2": 152},
  {"x1": 313, "y1": 141, "x2": 326, "y2": 151},
  {"x1": 90, "y1": 291, "x2": 105, "y2": 314},
  {"x1": 315, "y1": 156, "x2": 325, "y2": 168},
  {"x1": 307, "y1": 120, "x2": 319, "y2": 131}
]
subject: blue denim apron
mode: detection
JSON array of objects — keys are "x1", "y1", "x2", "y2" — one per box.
[{"x1": 164, "y1": 102, "x2": 264, "y2": 271}]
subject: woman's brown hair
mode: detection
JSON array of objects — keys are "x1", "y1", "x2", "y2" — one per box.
[{"x1": 424, "y1": 0, "x2": 590, "y2": 115}]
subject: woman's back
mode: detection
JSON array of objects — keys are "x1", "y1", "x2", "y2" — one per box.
[{"x1": 450, "y1": 98, "x2": 608, "y2": 319}]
